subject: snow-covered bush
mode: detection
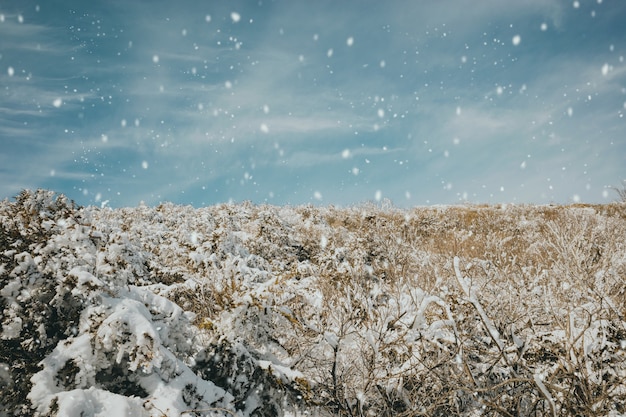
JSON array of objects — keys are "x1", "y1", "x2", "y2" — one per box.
[
  {"x1": 1, "y1": 190, "x2": 85, "y2": 415},
  {"x1": 2, "y1": 190, "x2": 625, "y2": 416},
  {"x1": 0, "y1": 191, "x2": 235, "y2": 416}
]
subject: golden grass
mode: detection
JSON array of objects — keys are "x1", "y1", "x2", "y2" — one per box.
[
  {"x1": 165, "y1": 201, "x2": 626, "y2": 416},
  {"x1": 92, "y1": 198, "x2": 626, "y2": 416}
]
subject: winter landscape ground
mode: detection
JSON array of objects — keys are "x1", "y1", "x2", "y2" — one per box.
[{"x1": 1, "y1": 189, "x2": 625, "y2": 416}]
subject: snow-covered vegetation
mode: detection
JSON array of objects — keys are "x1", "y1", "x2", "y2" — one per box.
[{"x1": 1, "y1": 189, "x2": 625, "y2": 416}]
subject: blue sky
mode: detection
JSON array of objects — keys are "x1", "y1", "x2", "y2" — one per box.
[{"x1": 1, "y1": 0, "x2": 625, "y2": 208}]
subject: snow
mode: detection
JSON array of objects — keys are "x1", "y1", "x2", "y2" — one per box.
[
  {"x1": 1, "y1": 314, "x2": 22, "y2": 339},
  {"x1": 323, "y1": 331, "x2": 339, "y2": 349},
  {"x1": 52, "y1": 387, "x2": 145, "y2": 417},
  {"x1": 2, "y1": 190, "x2": 626, "y2": 416}
]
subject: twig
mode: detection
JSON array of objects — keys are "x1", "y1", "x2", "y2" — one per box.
[
  {"x1": 181, "y1": 407, "x2": 238, "y2": 416},
  {"x1": 453, "y1": 257, "x2": 507, "y2": 359},
  {"x1": 534, "y1": 374, "x2": 557, "y2": 417}
]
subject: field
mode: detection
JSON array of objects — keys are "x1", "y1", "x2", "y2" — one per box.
[{"x1": 1, "y1": 190, "x2": 625, "y2": 416}]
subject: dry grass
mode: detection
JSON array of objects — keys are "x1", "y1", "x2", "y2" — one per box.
[
  {"x1": 167, "y1": 201, "x2": 626, "y2": 416},
  {"x1": 89, "y1": 199, "x2": 626, "y2": 416},
  {"x1": 5, "y1": 190, "x2": 624, "y2": 416}
]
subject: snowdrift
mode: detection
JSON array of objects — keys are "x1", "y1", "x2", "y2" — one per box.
[{"x1": 1, "y1": 190, "x2": 625, "y2": 416}]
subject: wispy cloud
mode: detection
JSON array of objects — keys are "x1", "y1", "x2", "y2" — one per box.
[{"x1": 1, "y1": 0, "x2": 624, "y2": 207}]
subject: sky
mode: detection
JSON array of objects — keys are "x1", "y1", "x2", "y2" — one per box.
[{"x1": 1, "y1": 0, "x2": 625, "y2": 208}]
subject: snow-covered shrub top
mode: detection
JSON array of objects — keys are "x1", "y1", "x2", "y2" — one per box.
[{"x1": 1, "y1": 189, "x2": 625, "y2": 416}]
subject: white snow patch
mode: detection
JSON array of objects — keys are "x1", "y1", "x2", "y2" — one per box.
[
  {"x1": 324, "y1": 331, "x2": 339, "y2": 348},
  {"x1": 320, "y1": 234, "x2": 328, "y2": 249}
]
